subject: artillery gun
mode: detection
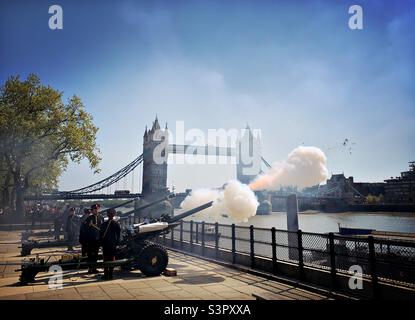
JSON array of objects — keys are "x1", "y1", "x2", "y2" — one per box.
[
  {"x1": 19, "y1": 195, "x2": 174, "y2": 256},
  {"x1": 18, "y1": 200, "x2": 213, "y2": 285}
]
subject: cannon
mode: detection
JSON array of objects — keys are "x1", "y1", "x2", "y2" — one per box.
[
  {"x1": 18, "y1": 200, "x2": 213, "y2": 284},
  {"x1": 19, "y1": 195, "x2": 175, "y2": 256}
]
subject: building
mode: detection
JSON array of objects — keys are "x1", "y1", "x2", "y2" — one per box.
[
  {"x1": 236, "y1": 125, "x2": 261, "y2": 185},
  {"x1": 384, "y1": 162, "x2": 415, "y2": 204},
  {"x1": 317, "y1": 174, "x2": 385, "y2": 203},
  {"x1": 142, "y1": 116, "x2": 169, "y2": 196}
]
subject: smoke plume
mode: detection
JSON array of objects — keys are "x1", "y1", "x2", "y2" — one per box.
[
  {"x1": 180, "y1": 180, "x2": 258, "y2": 223},
  {"x1": 249, "y1": 146, "x2": 328, "y2": 191}
]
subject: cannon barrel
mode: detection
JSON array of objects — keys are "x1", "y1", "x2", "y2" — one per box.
[
  {"x1": 117, "y1": 193, "x2": 175, "y2": 219},
  {"x1": 99, "y1": 198, "x2": 138, "y2": 214},
  {"x1": 168, "y1": 201, "x2": 213, "y2": 223}
]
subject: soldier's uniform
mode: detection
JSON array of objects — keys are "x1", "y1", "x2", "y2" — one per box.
[
  {"x1": 65, "y1": 209, "x2": 77, "y2": 250},
  {"x1": 84, "y1": 208, "x2": 104, "y2": 273},
  {"x1": 100, "y1": 217, "x2": 121, "y2": 280}
]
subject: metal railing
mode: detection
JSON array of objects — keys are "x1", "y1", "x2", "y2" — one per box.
[{"x1": 121, "y1": 217, "x2": 415, "y2": 298}]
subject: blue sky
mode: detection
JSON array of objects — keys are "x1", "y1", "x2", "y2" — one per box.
[{"x1": 1, "y1": 0, "x2": 414, "y2": 192}]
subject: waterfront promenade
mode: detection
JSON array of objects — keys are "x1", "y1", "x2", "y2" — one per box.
[{"x1": 0, "y1": 230, "x2": 330, "y2": 300}]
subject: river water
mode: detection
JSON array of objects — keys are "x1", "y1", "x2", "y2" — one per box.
[{"x1": 116, "y1": 206, "x2": 415, "y2": 234}]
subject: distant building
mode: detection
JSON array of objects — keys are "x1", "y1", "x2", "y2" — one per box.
[
  {"x1": 317, "y1": 174, "x2": 385, "y2": 202},
  {"x1": 349, "y1": 177, "x2": 385, "y2": 197},
  {"x1": 384, "y1": 162, "x2": 415, "y2": 203},
  {"x1": 142, "y1": 116, "x2": 169, "y2": 196}
]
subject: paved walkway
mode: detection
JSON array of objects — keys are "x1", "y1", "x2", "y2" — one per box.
[{"x1": 0, "y1": 230, "x2": 331, "y2": 300}]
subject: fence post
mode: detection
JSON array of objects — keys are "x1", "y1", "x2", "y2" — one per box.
[
  {"x1": 250, "y1": 225, "x2": 255, "y2": 268},
  {"x1": 201, "y1": 221, "x2": 205, "y2": 256},
  {"x1": 180, "y1": 220, "x2": 183, "y2": 249},
  {"x1": 298, "y1": 230, "x2": 304, "y2": 280},
  {"x1": 190, "y1": 220, "x2": 194, "y2": 252},
  {"x1": 195, "y1": 222, "x2": 199, "y2": 244},
  {"x1": 271, "y1": 227, "x2": 277, "y2": 275},
  {"x1": 368, "y1": 236, "x2": 380, "y2": 299},
  {"x1": 171, "y1": 227, "x2": 174, "y2": 248},
  {"x1": 231, "y1": 223, "x2": 236, "y2": 264},
  {"x1": 329, "y1": 232, "x2": 336, "y2": 290},
  {"x1": 163, "y1": 231, "x2": 166, "y2": 245},
  {"x1": 215, "y1": 222, "x2": 219, "y2": 259}
]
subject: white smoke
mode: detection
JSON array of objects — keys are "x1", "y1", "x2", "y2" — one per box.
[
  {"x1": 249, "y1": 146, "x2": 328, "y2": 191},
  {"x1": 180, "y1": 180, "x2": 259, "y2": 223}
]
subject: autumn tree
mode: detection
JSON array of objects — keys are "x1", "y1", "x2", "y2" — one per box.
[{"x1": 0, "y1": 74, "x2": 100, "y2": 216}]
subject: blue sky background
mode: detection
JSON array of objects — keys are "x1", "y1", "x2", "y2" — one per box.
[{"x1": 1, "y1": 0, "x2": 414, "y2": 192}]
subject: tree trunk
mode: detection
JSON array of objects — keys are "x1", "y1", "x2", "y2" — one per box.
[
  {"x1": 15, "y1": 184, "x2": 25, "y2": 216},
  {"x1": 1, "y1": 172, "x2": 11, "y2": 208},
  {"x1": 13, "y1": 164, "x2": 26, "y2": 217}
]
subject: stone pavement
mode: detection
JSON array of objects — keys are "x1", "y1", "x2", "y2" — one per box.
[{"x1": 0, "y1": 230, "x2": 331, "y2": 300}]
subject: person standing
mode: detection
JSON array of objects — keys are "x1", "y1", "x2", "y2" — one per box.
[
  {"x1": 84, "y1": 204, "x2": 104, "y2": 274},
  {"x1": 65, "y1": 207, "x2": 77, "y2": 250},
  {"x1": 79, "y1": 208, "x2": 91, "y2": 257},
  {"x1": 100, "y1": 208, "x2": 121, "y2": 280}
]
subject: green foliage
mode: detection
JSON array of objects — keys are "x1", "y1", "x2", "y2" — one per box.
[
  {"x1": 366, "y1": 194, "x2": 384, "y2": 204},
  {"x1": 0, "y1": 74, "x2": 101, "y2": 213}
]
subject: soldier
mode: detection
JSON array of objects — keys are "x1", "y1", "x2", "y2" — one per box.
[
  {"x1": 65, "y1": 207, "x2": 77, "y2": 250},
  {"x1": 84, "y1": 204, "x2": 104, "y2": 274},
  {"x1": 100, "y1": 208, "x2": 121, "y2": 280},
  {"x1": 79, "y1": 208, "x2": 91, "y2": 257},
  {"x1": 53, "y1": 207, "x2": 64, "y2": 240}
]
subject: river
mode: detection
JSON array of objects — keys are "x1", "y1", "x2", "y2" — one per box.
[{"x1": 115, "y1": 207, "x2": 415, "y2": 234}]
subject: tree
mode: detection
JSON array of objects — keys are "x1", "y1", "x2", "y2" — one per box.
[{"x1": 0, "y1": 74, "x2": 100, "y2": 215}]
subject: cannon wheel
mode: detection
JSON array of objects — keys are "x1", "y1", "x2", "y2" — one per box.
[
  {"x1": 137, "y1": 243, "x2": 168, "y2": 276},
  {"x1": 19, "y1": 268, "x2": 38, "y2": 285}
]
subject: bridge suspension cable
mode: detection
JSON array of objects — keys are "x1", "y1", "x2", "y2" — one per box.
[
  {"x1": 261, "y1": 157, "x2": 272, "y2": 169},
  {"x1": 60, "y1": 154, "x2": 143, "y2": 195}
]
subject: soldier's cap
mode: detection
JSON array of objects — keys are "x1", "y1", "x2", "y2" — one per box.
[
  {"x1": 107, "y1": 208, "x2": 116, "y2": 215},
  {"x1": 90, "y1": 204, "x2": 99, "y2": 210}
]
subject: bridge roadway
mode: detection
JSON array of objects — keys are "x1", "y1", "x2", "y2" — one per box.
[
  {"x1": 25, "y1": 192, "x2": 336, "y2": 201},
  {"x1": 24, "y1": 193, "x2": 142, "y2": 201},
  {"x1": 0, "y1": 229, "x2": 331, "y2": 300}
]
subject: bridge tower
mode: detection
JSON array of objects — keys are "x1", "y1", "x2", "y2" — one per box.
[
  {"x1": 142, "y1": 116, "x2": 169, "y2": 197},
  {"x1": 237, "y1": 125, "x2": 271, "y2": 215},
  {"x1": 236, "y1": 125, "x2": 261, "y2": 184}
]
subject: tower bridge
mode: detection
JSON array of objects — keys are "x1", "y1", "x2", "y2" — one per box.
[
  {"x1": 27, "y1": 117, "x2": 266, "y2": 201},
  {"x1": 27, "y1": 116, "x2": 358, "y2": 212}
]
